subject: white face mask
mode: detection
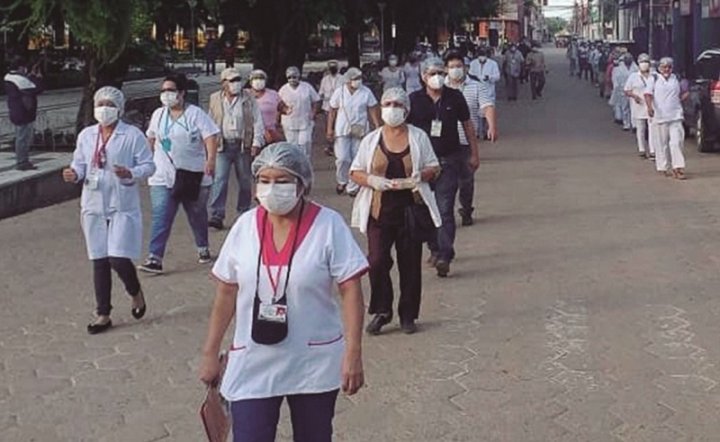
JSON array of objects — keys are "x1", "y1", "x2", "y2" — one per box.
[
  {"x1": 350, "y1": 79, "x2": 363, "y2": 89},
  {"x1": 94, "y1": 106, "x2": 119, "y2": 126},
  {"x1": 251, "y1": 79, "x2": 266, "y2": 91},
  {"x1": 160, "y1": 91, "x2": 179, "y2": 107},
  {"x1": 448, "y1": 67, "x2": 465, "y2": 81},
  {"x1": 256, "y1": 182, "x2": 300, "y2": 215},
  {"x1": 427, "y1": 73, "x2": 445, "y2": 90},
  {"x1": 478, "y1": 56, "x2": 487, "y2": 62},
  {"x1": 228, "y1": 81, "x2": 243, "y2": 95},
  {"x1": 639, "y1": 62, "x2": 650, "y2": 72},
  {"x1": 389, "y1": 59, "x2": 398, "y2": 67},
  {"x1": 381, "y1": 107, "x2": 406, "y2": 127}
]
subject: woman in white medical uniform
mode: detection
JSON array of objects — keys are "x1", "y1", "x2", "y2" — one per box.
[
  {"x1": 62, "y1": 86, "x2": 155, "y2": 334},
  {"x1": 199, "y1": 143, "x2": 367, "y2": 442}
]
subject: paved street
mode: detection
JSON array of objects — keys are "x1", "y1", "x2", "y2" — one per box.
[{"x1": 2, "y1": 48, "x2": 720, "y2": 441}]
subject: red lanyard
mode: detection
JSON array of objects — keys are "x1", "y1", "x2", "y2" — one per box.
[
  {"x1": 262, "y1": 221, "x2": 300, "y2": 300},
  {"x1": 93, "y1": 130, "x2": 112, "y2": 169}
]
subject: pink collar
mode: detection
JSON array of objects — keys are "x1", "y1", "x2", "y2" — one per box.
[{"x1": 256, "y1": 202, "x2": 321, "y2": 266}]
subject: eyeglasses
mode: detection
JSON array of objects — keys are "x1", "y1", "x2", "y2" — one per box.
[
  {"x1": 227, "y1": 77, "x2": 242, "y2": 83},
  {"x1": 381, "y1": 101, "x2": 405, "y2": 108},
  {"x1": 161, "y1": 88, "x2": 178, "y2": 93}
]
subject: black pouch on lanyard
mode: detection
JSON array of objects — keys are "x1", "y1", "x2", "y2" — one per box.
[{"x1": 251, "y1": 201, "x2": 304, "y2": 345}]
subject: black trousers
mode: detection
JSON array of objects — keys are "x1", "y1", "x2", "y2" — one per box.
[
  {"x1": 93, "y1": 257, "x2": 141, "y2": 316},
  {"x1": 206, "y1": 59, "x2": 216, "y2": 75},
  {"x1": 367, "y1": 217, "x2": 423, "y2": 320}
]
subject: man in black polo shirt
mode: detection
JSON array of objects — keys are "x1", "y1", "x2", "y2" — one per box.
[{"x1": 407, "y1": 57, "x2": 480, "y2": 277}]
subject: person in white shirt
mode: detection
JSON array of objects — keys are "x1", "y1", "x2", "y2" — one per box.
[
  {"x1": 199, "y1": 143, "x2": 367, "y2": 441},
  {"x1": 445, "y1": 51, "x2": 496, "y2": 226},
  {"x1": 278, "y1": 66, "x2": 321, "y2": 159},
  {"x1": 379, "y1": 54, "x2": 405, "y2": 91},
  {"x1": 138, "y1": 73, "x2": 220, "y2": 275},
  {"x1": 624, "y1": 53, "x2": 656, "y2": 159},
  {"x1": 63, "y1": 87, "x2": 155, "y2": 334},
  {"x1": 350, "y1": 87, "x2": 441, "y2": 335},
  {"x1": 468, "y1": 47, "x2": 500, "y2": 133},
  {"x1": 207, "y1": 68, "x2": 266, "y2": 230},
  {"x1": 403, "y1": 53, "x2": 423, "y2": 94},
  {"x1": 326, "y1": 67, "x2": 381, "y2": 196},
  {"x1": 645, "y1": 57, "x2": 689, "y2": 180},
  {"x1": 319, "y1": 60, "x2": 343, "y2": 157},
  {"x1": 611, "y1": 53, "x2": 637, "y2": 130}
]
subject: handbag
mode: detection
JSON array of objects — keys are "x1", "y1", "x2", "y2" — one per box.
[
  {"x1": 172, "y1": 168, "x2": 204, "y2": 201},
  {"x1": 341, "y1": 89, "x2": 367, "y2": 139},
  {"x1": 404, "y1": 202, "x2": 436, "y2": 243},
  {"x1": 199, "y1": 352, "x2": 231, "y2": 442}
]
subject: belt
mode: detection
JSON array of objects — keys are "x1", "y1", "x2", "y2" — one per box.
[{"x1": 223, "y1": 138, "x2": 241, "y2": 145}]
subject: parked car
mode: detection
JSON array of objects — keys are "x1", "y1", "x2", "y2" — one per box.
[{"x1": 684, "y1": 49, "x2": 720, "y2": 151}]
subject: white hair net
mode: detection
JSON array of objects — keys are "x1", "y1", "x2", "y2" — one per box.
[
  {"x1": 659, "y1": 57, "x2": 674, "y2": 66},
  {"x1": 93, "y1": 86, "x2": 125, "y2": 116},
  {"x1": 286, "y1": 66, "x2": 300, "y2": 77},
  {"x1": 380, "y1": 87, "x2": 410, "y2": 111},
  {"x1": 249, "y1": 69, "x2": 267, "y2": 79},
  {"x1": 638, "y1": 53, "x2": 651, "y2": 63},
  {"x1": 421, "y1": 56, "x2": 444, "y2": 75},
  {"x1": 252, "y1": 142, "x2": 314, "y2": 194},
  {"x1": 344, "y1": 67, "x2": 363, "y2": 82}
]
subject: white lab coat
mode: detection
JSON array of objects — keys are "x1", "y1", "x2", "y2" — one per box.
[{"x1": 70, "y1": 121, "x2": 155, "y2": 260}]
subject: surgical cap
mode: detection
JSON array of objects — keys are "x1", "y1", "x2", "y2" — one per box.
[
  {"x1": 252, "y1": 142, "x2": 314, "y2": 194},
  {"x1": 344, "y1": 67, "x2": 363, "y2": 82},
  {"x1": 93, "y1": 86, "x2": 125, "y2": 116},
  {"x1": 249, "y1": 69, "x2": 267, "y2": 80},
  {"x1": 421, "y1": 57, "x2": 444, "y2": 75},
  {"x1": 286, "y1": 66, "x2": 300, "y2": 77},
  {"x1": 624, "y1": 53, "x2": 634, "y2": 61},
  {"x1": 380, "y1": 87, "x2": 411, "y2": 111},
  {"x1": 659, "y1": 57, "x2": 674, "y2": 66},
  {"x1": 638, "y1": 53, "x2": 651, "y2": 63}
]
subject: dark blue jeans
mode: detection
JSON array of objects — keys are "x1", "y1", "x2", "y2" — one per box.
[
  {"x1": 458, "y1": 146, "x2": 474, "y2": 217},
  {"x1": 429, "y1": 150, "x2": 465, "y2": 262},
  {"x1": 230, "y1": 389, "x2": 338, "y2": 442},
  {"x1": 148, "y1": 185, "x2": 210, "y2": 260},
  {"x1": 208, "y1": 142, "x2": 253, "y2": 222}
]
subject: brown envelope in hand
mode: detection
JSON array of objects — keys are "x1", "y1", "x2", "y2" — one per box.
[{"x1": 200, "y1": 353, "x2": 230, "y2": 442}]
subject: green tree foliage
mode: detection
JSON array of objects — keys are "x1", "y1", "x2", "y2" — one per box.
[{"x1": 546, "y1": 16, "x2": 569, "y2": 36}]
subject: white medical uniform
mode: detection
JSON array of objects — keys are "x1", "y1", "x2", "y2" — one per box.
[
  {"x1": 329, "y1": 84, "x2": 378, "y2": 191},
  {"x1": 645, "y1": 73, "x2": 686, "y2": 171},
  {"x1": 319, "y1": 74, "x2": 342, "y2": 112},
  {"x1": 146, "y1": 104, "x2": 220, "y2": 188},
  {"x1": 624, "y1": 71, "x2": 656, "y2": 155},
  {"x1": 213, "y1": 203, "x2": 369, "y2": 401},
  {"x1": 468, "y1": 58, "x2": 501, "y2": 102},
  {"x1": 278, "y1": 81, "x2": 321, "y2": 159},
  {"x1": 380, "y1": 67, "x2": 405, "y2": 91},
  {"x1": 70, "y1": 121, "x2": 156, "y2": 260}
]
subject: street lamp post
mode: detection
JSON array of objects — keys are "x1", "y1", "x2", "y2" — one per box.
[
  {"x1": 648, "y1": 0, "x2": 654, "y2": 59},
  {"x1": 378, "y1": 2, "x2": 386, "y2": 61},
  {"x1": 188, "y1": 0, "x2": 198, "y2": 70}
]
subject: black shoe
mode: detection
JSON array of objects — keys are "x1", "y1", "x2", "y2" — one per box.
[
  {"x1": 208, "y1": 219, "x2": 224, "y2": 230},
  {"x1": 131, "y1": 290, "x2": 147, "y2": 320},
  {"x1": 400, "y1": 319, "x2": 418, "y2": 334},
  {"x1": 198, "y1": 250, "x2": 213, "y2": 264},
  {"x1": 87, "y1": 318, "x2": 113, "y2": 335},
  {"x1": 336, "y1": 184, "x2": 346, "y2": 195},
  {"x1": 436, "y1": 260, "x2": 450, "y2": 278},
  {"x1": 138, "y1": 257, "x2": 163, "y2": 274},
  {"x1": 15, "y1": 162, "x2": 37, "y2": 171},
  {"x1": 426, "y1": 254, "x2": 439, "y2": 268},
  {"x1": 365, "y1": 313, "x2": 392, "y2": 335},
  {"x1": 460, "y1": 210, "x2": 474, "y2": 226}
]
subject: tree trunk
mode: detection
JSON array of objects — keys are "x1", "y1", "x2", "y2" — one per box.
[
  {"x1": 343, "y1": 0, "x2": 361, "y2": 67},
  {"x1": 76, "y1": 50, "x2": 98, "y2": 134}
]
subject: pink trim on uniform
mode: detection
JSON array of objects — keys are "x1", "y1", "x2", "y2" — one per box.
[
  {"x1": 339, "y1": 266, "x2": 370, "y2": 286},
  {"x1": 256, "y1": 202, "x2": 322, "y2": 266}
]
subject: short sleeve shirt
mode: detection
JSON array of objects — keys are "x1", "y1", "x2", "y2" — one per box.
[
  {"x1": 212, "y1": 203, "x2": 369, "y2": 401},
  {"x1": 380, "y1": 67, "x2": 405, "y2": 91},
  {"x1": 446, "y1": 77, "x2": 491, "y2": 146},
  {"x1": 255, "y1": 89, "x2": 282, "y2": 132},
  {"x1": 407, "y1": 86, "x2": 471, "y2": 157},
  {"x1": 278, "y1": 82, "x2": 321, "y2": 130},
  {"x1": 624, "y1": 72, "x2": 651, "y2": 120},
  {"x1": 644, "y1": 74, "x2": 684, "y2": 124},
  {"x1": 329, "y1": 85, "x2": 378, "y2": 136},
  {"x1": 146, "y1": 104, "x2": 220, "y2": 187}
]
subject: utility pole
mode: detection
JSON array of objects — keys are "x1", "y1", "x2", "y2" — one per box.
[
  {"x1": 599, "y1": 0, "x2": 604, "y2": 39},
  {"x1": 648, "y1": 0, "x2": 653, "y2": 58},
  {"x1": 378, "y1": 2, "x2": 386, "y2": 61},
  {"x1": 188, "y1": 0, "x2": 197, "y2": 70}
]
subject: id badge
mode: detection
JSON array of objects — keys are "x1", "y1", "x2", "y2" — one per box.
[
  {"x1": 258, "y1": 303, "x2": 287, "y2": 323},
  {"x1": 160, "y1": 138, "x2": 172, "y2": 153},
  {"x1": 431, "y1": 119, "x2": 443, "y2": 137},
  {"x1": 85, "y1": 171, "x2": 100, "y2": 190}
]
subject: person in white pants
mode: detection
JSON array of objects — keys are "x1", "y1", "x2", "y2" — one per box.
[
  {"x1": 278, "y1": 66, "x2": 321, "y2": 159},
  {"x1": 624, "y1": 53, "x2": 656, "y2": 159},
  {"x1": 644, "y1": 57, "x2": 689, "y2": 180},
  {"x1": 326, "y1": 67, "x2": 381, "y2": 196}
]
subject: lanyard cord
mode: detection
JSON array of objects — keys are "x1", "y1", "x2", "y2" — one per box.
[
  {"x1": 93, "y1": 129, "x2": 113, "y2": 169},
  {"x1": 254, "y1": 199, "x2": 306, "y2": 303},
  {"x1": 163, "y1": 106, "x2": 189, "y2": 137}
]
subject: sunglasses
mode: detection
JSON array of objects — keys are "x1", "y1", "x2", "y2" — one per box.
[{"x1": 227, "y1": 77, "x2": 243, "y2": 83}]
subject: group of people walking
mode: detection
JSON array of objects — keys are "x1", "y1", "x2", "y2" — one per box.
[
  {"x1": 568, "y1": 38, "x2": 690, "y2": 180},
  {"x1": 62, "y1": 43, "x2": 504, "y2": 440}
]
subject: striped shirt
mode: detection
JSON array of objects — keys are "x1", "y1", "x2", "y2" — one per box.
[{"x1": 446, "y1": 76, "x2": 493, "y2": 145}]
